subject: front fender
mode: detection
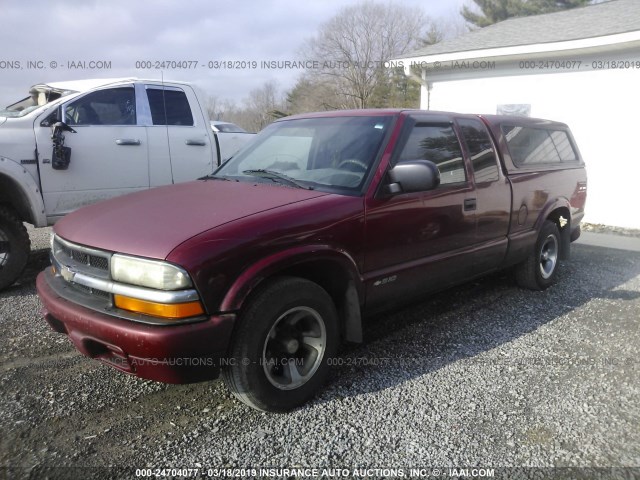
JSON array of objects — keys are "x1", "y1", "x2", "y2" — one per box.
[
  {"x1": 219, "y1": 245, "x2": 363, "y2": 312},
  {"x1": 0, "y1": 156, "x2": 46, "y2": 226}
]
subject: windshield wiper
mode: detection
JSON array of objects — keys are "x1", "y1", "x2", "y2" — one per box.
[
  {"x1": 242, "y1": 169, "x2": 314, "y2": 190},
  {"x1": 199, "y1": 174, "x2": 234, "y2": 181}
]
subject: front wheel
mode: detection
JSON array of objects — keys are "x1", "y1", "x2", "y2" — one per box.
[
  {"x1": 222, "y1": 276, "x2": 338, "y2": 412},
  {"x1": 0, "y1": 206, "x2": 30, "y2": 291},
  {"x1": 515, "y1": 220, "x2": 561, "y2": 290}
]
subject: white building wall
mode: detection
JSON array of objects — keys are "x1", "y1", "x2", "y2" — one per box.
[{"x1": 426, "y1": 69, "x2": 640, "y2": 228}]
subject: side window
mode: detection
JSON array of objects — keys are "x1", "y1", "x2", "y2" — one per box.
[
  {"x1": 397, "y1": 123, "x2": 466, "y2": 186},
  {"x1": 64, "y1": 87, "x2": 136, "y2": 126},
  {"x1": 502, "y1": 125, "x2": 577, "y2": 166},
  {"x1": 457, "y1": 118, "x2": 500, "y2": 183},
  {"x1": 146, "y1": 88, "x2": 194, "y2": 126},
  {"x1": 550, "y1": 131, "x2": 577, "y2": 162}
]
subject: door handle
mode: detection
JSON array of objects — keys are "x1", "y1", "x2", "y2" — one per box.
[
  {"x1": 116, "y1": 139, "x2": 141, "y2": 146},
  {"x1": 185, "y1": 139, "x2": 206, "y2": 146},
  {"x1": 464, "y1": 198, "x2": 477, "y2": 211}
]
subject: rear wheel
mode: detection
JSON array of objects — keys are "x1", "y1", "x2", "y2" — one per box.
[
  {"x1": 0, "y1": 206, "x2": 30, "y2": 291},
  {"x1": 222, "y1": 276, "x2": 338, "y2": 412},
  {"x1": 515, "y1": 220, "x2": 561, "y2": 290}
]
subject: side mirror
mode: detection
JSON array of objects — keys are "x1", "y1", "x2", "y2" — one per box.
[
  {"x1": 50, "y1": 122, "x2": 76, "y2": 170},
  {"x1": 384, "y1": 160, "x2": 440, "y2": 195},
  {"x1": 52, "y1": 121, "x2": 77, "y2": 134}
]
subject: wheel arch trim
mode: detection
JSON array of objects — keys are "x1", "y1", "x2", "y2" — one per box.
[
  {"x1": 0, "y1": 157, "x2": 46, "y2": 226},
  {"x1": 535, "y1": 198, "x2": 572, "y2": 260},
  {"x1": 220, "y1": 245, "x2": 363, "y2": 312},
  {"x1": 534, "y1": 197, "x2": 571, "y2": 231},
  {"x1": 219, "y1": 245, "x2": 364, "y2": 343}
]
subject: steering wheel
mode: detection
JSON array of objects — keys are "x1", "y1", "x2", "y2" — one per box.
[{"x1": 337, "y1": 158, "x2": 368, "y2": 172}]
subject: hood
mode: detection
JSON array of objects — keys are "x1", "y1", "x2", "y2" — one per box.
[
  {"x1": 0, "y1": 117, "x2": 6, "y2": 126},
  {"x1": 54, "y1": 180, "x2": 328, "y2": 259}
]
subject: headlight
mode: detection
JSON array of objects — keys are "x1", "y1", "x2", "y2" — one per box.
[{"x1": 110, "y1": 254, "x2": 192, "y2": 290}]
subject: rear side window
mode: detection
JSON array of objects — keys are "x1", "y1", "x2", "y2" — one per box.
[
  {"x1": 502, "y1": 125, "x2": 577, "y2": 166},
  {"x1": 458, "y1": 118, "x2": 500, "y2": 183},
  {"x1": 398, "y1": 123, "x2": 466, "y2": 186},
  {"x1": 549, "y1": 130, "x2": 577, "y2": 162},
  {"x1": 146, "y1": 88, "x2": 194, "y2": 126}
]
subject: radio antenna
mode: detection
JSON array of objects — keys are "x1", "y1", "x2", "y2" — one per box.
[{"x1": 161, "y1": 71, "x2": 175, "y2": 184}]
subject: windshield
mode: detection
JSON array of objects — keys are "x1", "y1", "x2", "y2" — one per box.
[
  {"x1": 0, "y1": 87, "x2": 71, "y2": 118},
  {"x1": 215, "y1": 115, "x2": 393, "y2": 193}
]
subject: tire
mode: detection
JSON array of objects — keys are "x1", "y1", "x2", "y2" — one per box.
[
  {"x1": 222, "y1": 276, "x2": 338, "y2": 412},
  {"x1": 0, "y1": 206, "x2": 30, "y2": 291},
  {"x1": 515, "y1": 220, "x2": 561, "y2": 290}
]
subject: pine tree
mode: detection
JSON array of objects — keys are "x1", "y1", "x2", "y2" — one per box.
[{"x1": 461, "y1": 0, "x2": 592, "y2": 28}]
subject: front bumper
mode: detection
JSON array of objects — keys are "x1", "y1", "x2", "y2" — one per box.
[{"x1": 37, "y1": 269, "x2": 236, "y2": 384}]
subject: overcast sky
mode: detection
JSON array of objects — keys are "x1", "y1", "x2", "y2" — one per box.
[{"x1": 0, "y1": 0, "x2": 468, "y2": 107}]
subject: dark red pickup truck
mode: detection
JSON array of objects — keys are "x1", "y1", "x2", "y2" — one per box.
[{"x1": 37, "y1": 109, "x2": 587, "y2": 411}]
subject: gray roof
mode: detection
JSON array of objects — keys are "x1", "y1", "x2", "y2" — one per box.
[{"x1": 402, "y1": 0, "x2": 640, "y2": 59}]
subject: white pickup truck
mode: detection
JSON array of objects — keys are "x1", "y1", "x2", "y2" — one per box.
[{"x1": 0, "y1": 78, "x2": 252, "y2": 290}]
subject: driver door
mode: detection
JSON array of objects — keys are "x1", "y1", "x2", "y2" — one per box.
[
  {"x1": 35, "y1": 84, "x2": 149, "y2": 220},
  {"x1": 364, "y1": 116, "x2": 477, "y2": 310}
]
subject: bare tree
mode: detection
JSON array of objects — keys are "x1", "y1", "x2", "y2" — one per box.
[
  {"x1": 209, "y1": 81, "x2": 286, "y2": 133},
  {"x1": 286, "y1": 75, "x2": 346, "y2": 114},
  {"x1": 303, "y1": 1, "x2": 429, "y2": 109},
  {"x1": 206, "y1": 2, "x2": 465, "y2": 124},
  {"x1": 204, "y1": 95, "x2": 238, "y2": 121},
  {"x1": 236, "y1": 81, "x2": 285, "y2": 132}
]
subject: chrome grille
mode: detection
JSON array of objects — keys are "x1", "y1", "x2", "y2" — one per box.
[
  {"x1": 73, "y1": 283, "x2": 111, "y2": 299},
  {"x1": 89, "y1": 256, "x2": 109, "y2": 270},
  {"x1": 48, "y1": 234, "x2": 204, "y2": 325},
  {"x1": 51, "y1": 235, "x2": 113, "y2": 302},
  {"x1": 53, "y1": 237, "x2": 110, "y2": 272}
]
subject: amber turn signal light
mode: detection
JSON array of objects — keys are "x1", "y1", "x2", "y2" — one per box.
[{"x1": 113, "y1": 295, "x2": 204, "y2": 319}]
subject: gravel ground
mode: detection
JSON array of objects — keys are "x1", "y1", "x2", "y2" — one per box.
[
  {"x1": 0, "y1": 225, "x2": 639, "y2": 479},
  {"x1": 582, "y1": 222, "x2": 640, "y2": 238}
]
